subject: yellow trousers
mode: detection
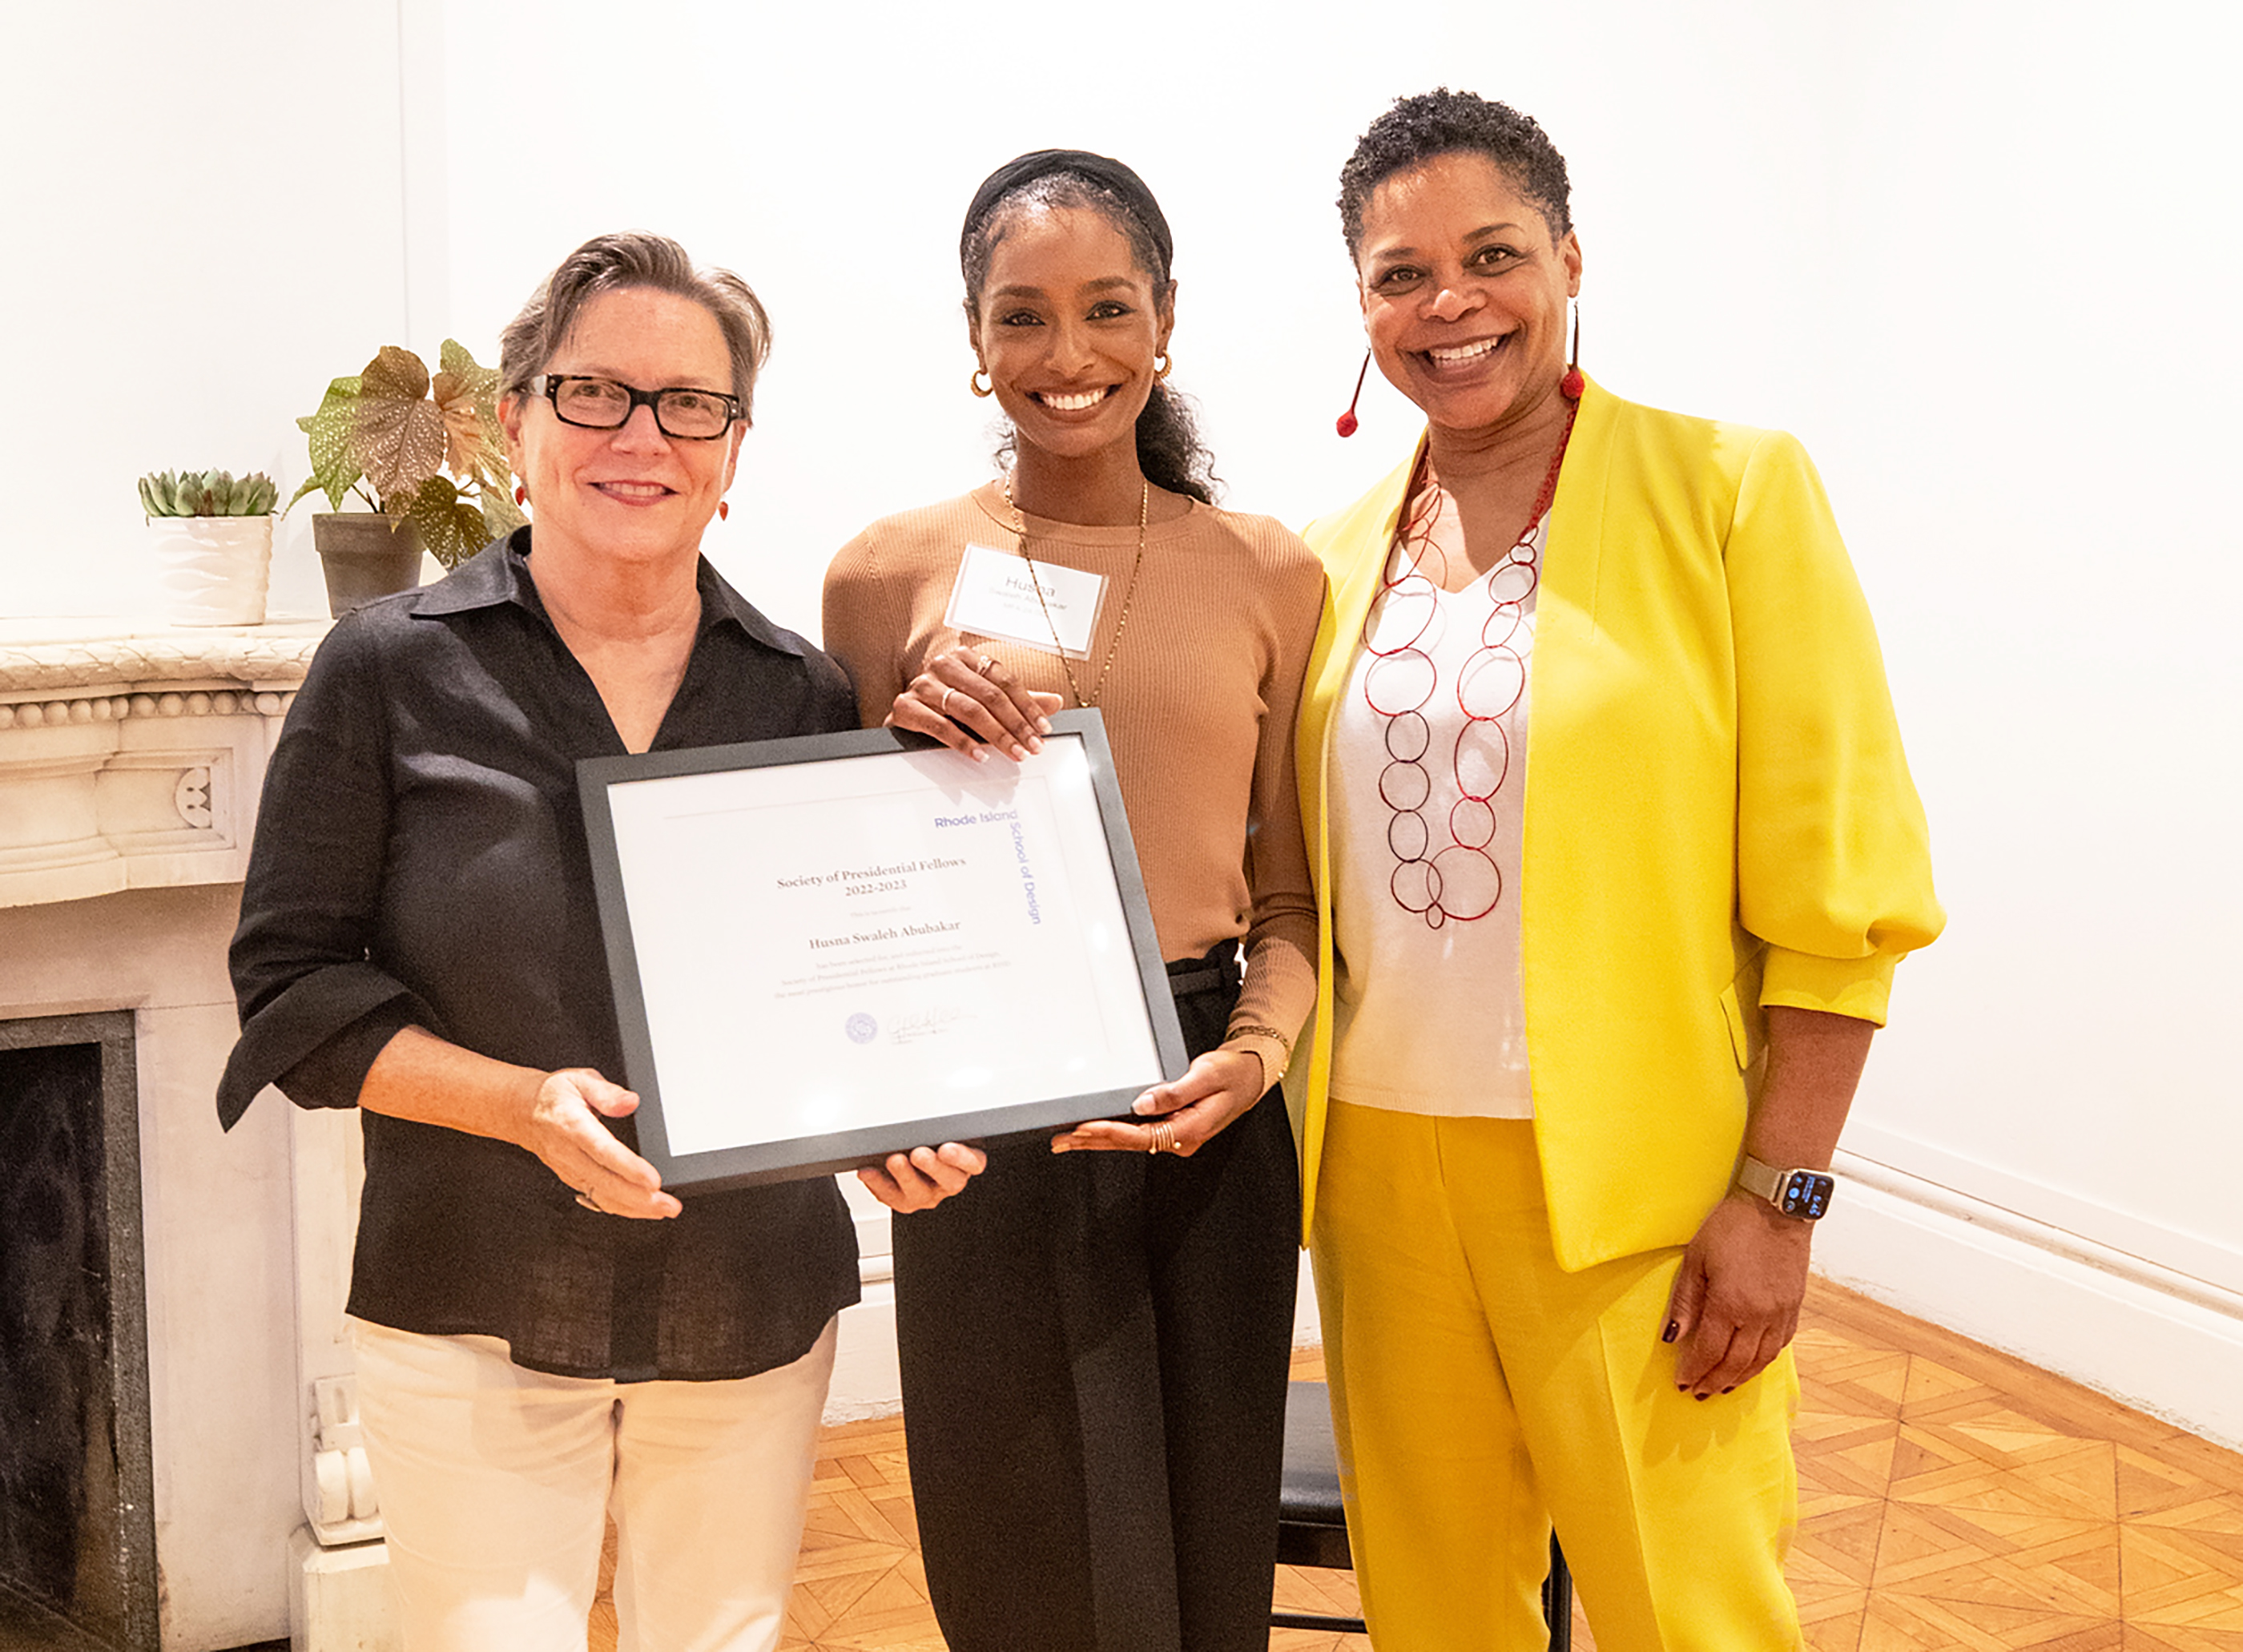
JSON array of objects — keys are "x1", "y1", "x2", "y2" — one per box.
[{"x1": 1310, "y1": 1103, "x2": 1803, "y2": 1650}]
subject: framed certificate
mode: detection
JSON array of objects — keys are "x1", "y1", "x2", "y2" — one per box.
[{"x1": 578, "y1": 711, "x2": 1188, "y2": 1191}]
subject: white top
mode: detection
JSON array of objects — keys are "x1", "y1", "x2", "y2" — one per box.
[{"x1": 1327, "y1": 514, "x2": 1544, "y2": 1118}]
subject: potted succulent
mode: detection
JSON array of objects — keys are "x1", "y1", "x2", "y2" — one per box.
[
  {"x1": 289, "y1": 340, "x2": 526, "y2": 615},
  {"x1": 139, "y1": 467, "x2": 281, "y2": 626}
]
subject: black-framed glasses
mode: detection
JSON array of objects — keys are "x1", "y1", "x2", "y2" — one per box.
[{"x1": 531, "y1": 374, "x2": 742, "y2": 441}]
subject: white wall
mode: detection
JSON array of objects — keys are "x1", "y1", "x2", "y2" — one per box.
[
  {"x1": 6, "y1": 1, "x2": 2238, "y2": 1441},
  {"x1": 1788, "y1": 2, "x2": 2243, "y2": 1443},
  {"x1": 0, "y1": 1, "x2": 413, "y2": 622}
]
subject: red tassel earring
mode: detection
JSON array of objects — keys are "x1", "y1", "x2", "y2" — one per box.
[
  {"x1": 1561, "y1": 306, "x2": 1584, "y2": 400},
  {"x1": 1335, "y1": 350, "x2": 1371, "y2": 437},
  {"x1": 513, "y1": 484, "x2": 528, "y2": 506},
  {"x1": 718, "y1": 499, "x2": 730, "y2": 522}
]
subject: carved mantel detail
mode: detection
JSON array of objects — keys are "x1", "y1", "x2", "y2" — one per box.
[
  {"x1": 0, "y1": 630, "x2": 325, "y2": 695},
  {"x1": 0, "y1": 619, "x2": 328, "y2": 909}
]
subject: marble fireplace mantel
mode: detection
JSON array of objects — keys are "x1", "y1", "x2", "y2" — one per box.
[{"x1": 0, "y1": 618, "x2": 325, "y2": 913}]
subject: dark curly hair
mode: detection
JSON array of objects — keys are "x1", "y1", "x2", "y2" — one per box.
[
  {"x1": 1338, "y1": 89, "x2": 1573, "y2": 260},
  {"x1": 961, "y1": 171, "x2": 1217, "y2": 506}
]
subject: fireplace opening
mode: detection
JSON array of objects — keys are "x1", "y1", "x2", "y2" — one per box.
[{"x1": 0, "y1": 1012, "x2": 156, "y2": 1652}]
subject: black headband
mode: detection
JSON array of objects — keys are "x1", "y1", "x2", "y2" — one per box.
[{"x1": 960, "y1": 148, "x2": 1174, "y2": 277}]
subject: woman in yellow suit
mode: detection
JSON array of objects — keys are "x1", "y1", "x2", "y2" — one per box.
[{"x1": 1292, "y1": 91, "x2": 1943, "y2": 1650}]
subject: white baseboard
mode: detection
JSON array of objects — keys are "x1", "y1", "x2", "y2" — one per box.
[
  {"x1": 1814, "y1": 1150, "x2": 2243, "y2": 1451},
  {"x1": 825, "y1": 1268, "x2": 902, "y2": 1424}
]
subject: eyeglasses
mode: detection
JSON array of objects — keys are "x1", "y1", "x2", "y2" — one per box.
[{"x1": 531, "y1": 374, "x2": 742, "y2": 441}]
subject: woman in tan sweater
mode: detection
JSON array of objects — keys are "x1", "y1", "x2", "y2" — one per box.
[{"x1": 820, "y1": 149, "x2": 1323, "y2": 1652}]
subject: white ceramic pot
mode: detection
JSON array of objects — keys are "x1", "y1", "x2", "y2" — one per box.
[{"x1": 148, "y1": 514, "x2": 275, "y2": 626}]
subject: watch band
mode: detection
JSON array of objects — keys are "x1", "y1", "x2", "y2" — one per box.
[{"x1": 1736, "y1": 1154, "x2": 1836, "y2": 1220}]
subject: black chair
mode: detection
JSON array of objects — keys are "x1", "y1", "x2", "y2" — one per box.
[{"x1": 1275, "y1": 1380, "x2": 1573, "y2": 1649}]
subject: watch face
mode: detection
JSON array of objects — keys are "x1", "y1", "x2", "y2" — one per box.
[{"x1": 1780, "y1": 1171, "x2": 1834, "y2": 1220}]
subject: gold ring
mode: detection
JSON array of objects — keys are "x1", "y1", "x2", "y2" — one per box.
[
  {"x1": 1150, "y1": 1122, "x2": 1178, "y2": 1154},
  {"x1": 574, "y1": 1191, "x2": 603, "y2": 1213},
  {"x1": 940, "y1": 687, "x2": 956, "y2": 717},
  {"x1": 977, "y1": 654, "x2": 995, "y2": 675}
]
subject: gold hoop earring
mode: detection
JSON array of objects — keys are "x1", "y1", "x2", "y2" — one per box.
[
  {"x1": 1154, "y1": 352, "x2": 1173, "y2": 381},
  {"x1": 970, "y1": 366, "x2": 993, "y2": 398}
]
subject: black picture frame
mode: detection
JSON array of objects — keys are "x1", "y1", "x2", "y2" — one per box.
[{"x1": 578, "y1": 710, "x2": 1187, "y2": 1191}]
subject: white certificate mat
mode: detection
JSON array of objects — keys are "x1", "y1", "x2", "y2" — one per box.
[{"x1": 578, "y1": 712, "x2": 1186, "y2": 1191}]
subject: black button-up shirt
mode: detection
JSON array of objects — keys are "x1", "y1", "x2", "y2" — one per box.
[{"x1": 219, "y1": 531, "x2": 860, "y2": 1380}]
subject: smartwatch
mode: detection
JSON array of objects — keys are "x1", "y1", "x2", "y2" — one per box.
[{"x1": 1735, "y1": 1154, "x2": 1835, "y2": 1221}]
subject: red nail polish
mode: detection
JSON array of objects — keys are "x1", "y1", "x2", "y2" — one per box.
[{"x1": 1661, "y1": 1320, "x2": 1678, "y2": 1344}]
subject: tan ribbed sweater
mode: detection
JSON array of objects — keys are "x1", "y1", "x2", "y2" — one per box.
[{"x1": 821, "y1": 483, "x2": 1323, "y2": 1085}]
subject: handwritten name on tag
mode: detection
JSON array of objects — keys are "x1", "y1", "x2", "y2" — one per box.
[{"x1": 944, "y1": 542, "x2": 1105, "y2": 659}]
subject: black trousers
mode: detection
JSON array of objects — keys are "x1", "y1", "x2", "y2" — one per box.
[{"x1": 891, "y1": 946, "x2": 1301, "y2": 1652}]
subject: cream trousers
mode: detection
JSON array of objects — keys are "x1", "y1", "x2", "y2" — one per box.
[
  {"x1": 1311, "y1": 1103, "x2": 1802, "y2": 1650},
  {"x1": 351, "y1": 1316, "x2": 836, "y2": 1652}
]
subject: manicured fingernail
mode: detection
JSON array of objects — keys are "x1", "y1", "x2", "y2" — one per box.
[
  {"x1": 1661, "y1": 1320, "x2": 1678, "y2": 1344},
  {"x1": 1722, "y1": 1385, "x2": 1735, "y2": 1395},
  {"x1": 1694, "y1": 1392, "x2": 1709, "y2": 1402},
  {"x1": 1035, "y1": 716, "x2": 1053, "y2": 734},
  {"x1": 969, "y1": 747, "x2": 988, "y2": 763}
]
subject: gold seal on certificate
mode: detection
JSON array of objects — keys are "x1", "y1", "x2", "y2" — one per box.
[{"x1": 578, "y1": 711, "x2": 1186, "y2": 1191}]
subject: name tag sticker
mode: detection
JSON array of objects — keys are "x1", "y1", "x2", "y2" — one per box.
[{"x1": 944, "y1": 542, "x2": 1105, "y2": 660}]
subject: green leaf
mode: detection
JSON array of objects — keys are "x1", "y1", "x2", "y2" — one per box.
[
  {"x1": 404, "y1": 473, "x2": 497, "y2": 569},
  {"x1": 298, "y1": 376, "x2": 366, "y2": 514},
  {"x1": 478, "y1": 473, "x2": 527, "y2": 541}
]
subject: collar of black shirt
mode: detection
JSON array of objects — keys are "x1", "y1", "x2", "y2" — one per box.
[{"x1": 409, "y1": 526, "x2": 810, "y2": 661}]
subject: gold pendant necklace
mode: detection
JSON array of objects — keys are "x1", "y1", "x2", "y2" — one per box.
[{"x1": 1001, "y1": 475, "x2": 1149, "y2": 710}]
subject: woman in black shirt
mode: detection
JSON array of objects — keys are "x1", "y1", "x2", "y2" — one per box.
[{"x1": 219, "y1": 232, "x2": 979, "y2": 1652}]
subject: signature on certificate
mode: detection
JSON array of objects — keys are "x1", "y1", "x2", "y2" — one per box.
[{"x1": 888, "y1": 1005, "x2": 972, "y2": 1045}]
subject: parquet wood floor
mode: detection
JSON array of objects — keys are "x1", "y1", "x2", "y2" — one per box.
[{"x1": 589, "y1": 1279, "x2": 2243, "y2": 1650}]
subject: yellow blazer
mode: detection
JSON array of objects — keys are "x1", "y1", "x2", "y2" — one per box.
[{"x1": 1289, "y1": 377, "x2": 1943, "y2": 1266}]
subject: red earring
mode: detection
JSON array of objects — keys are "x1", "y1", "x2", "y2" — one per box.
[
  {"x1": 513, "y1": 485, "x2": 527, "y2": 506},
  {"x1": 1561, "y1": 306, "x2": 1584, "y2": 400},
  {"x1": 1335, "y1": 350, "x2": 1371, "y2": 437},
  {"x1": 718, "y1": 499, "x2": 729, "y2": 522}
]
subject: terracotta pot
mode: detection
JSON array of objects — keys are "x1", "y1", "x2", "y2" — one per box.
[
  {"x1": 312, "y1": 514, "x2": 424, "y2": 617},
  {"x1": 149, "y1": 514, "x2": 275, "y2": 626}
]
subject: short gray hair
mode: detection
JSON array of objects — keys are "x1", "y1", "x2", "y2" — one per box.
[{"x1": 497, "y1": 231, "x2": 772, "y2": 423}]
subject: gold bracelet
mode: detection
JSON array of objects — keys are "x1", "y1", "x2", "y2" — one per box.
[{"x1": 1225, "y1": 1022, "x2": 1293, "y2": 1054}]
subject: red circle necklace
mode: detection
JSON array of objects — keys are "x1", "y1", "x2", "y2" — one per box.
[{"x1": 1359, "y1": 391, "x2": 1580, "y2": 927}]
